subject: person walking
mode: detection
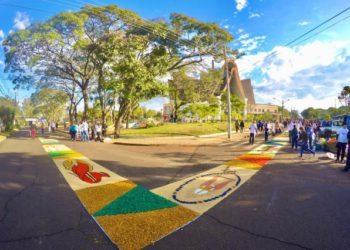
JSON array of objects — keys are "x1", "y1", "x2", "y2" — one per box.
[
  {"x1": 235, "y1": 120, "x2": 239, "y2": 133},
  {"x1": 336, "y1": 123, "x2": 349, "y2": 163},
  {"x1": 342, "y1": 130, "x2": 350, "y2": 172},
  {"x1": 299, "y1": 127, "x2": 315, "y2": 159},
  {"x1": 291, "y1": 125, "x2": 298, "y2": 150},
  {"x1": 249, "y1": 121, "x2": 257, "y2": 145},
  {"x1": 239, "y1": 120, "x2": 245, "y2": 133}
]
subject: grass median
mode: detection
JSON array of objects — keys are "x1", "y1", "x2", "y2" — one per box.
[{"x1": 114, "y1": 122, "x2": 231, "y2": 138}]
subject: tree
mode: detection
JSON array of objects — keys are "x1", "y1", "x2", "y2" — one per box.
[
  {"x1": 0, "y1": 97, "x2": 17, "y2": 131},
  {"x1": 31, "y1": 88, "x2": 68, "y2": 122},
  {"x1": 221, "y1": 92, "x2": 244, "y2": 119},
  {"x1": 338, "y1": 86, "x2": 350, "y2": 108},
  {"x1": 169, "y1": 69, "x2": 200, "y2": 119}
]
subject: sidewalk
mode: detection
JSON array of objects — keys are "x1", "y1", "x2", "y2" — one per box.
[{"x1": 107, "y1": 130, "x2": 251, "y2": 146}]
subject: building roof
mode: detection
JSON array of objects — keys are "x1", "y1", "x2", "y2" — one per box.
[{"x1": 241, "y1": 79, "x2": 256, "y2": 105}]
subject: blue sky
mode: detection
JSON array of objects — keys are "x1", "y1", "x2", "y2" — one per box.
[{"x1": 0, "y1": 0, "x2": 350, "y2": 111}]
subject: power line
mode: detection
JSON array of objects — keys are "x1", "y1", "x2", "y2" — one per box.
[{"x1": 239, "y1": 6, "x2": 350, "y2": 74}]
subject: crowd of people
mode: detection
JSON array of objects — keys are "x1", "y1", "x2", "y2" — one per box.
[
  {"x1": 247, "y1": 119, "x2": 350, "y2": 172},
  {"x1": 69, "y1": 121, "x2": 107, "y2": 142}
]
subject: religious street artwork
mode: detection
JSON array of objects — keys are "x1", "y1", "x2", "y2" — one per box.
[{"x1": 39, "y1": 134, "x2": 288, "y2": 249}]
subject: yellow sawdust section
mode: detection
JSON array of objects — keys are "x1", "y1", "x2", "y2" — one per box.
[
  {"x1": 224, "y1": 159, "x2": 262, "y2": 169},
  {"x1": 95, "y1": 206, "x2": 198, "y2": 250},
  {"x1": 50, "y1": 151, "x2": 85, "y2": 159},
  {"x1": 76, "y1": 180, "x2": 136, "y2": 214}
]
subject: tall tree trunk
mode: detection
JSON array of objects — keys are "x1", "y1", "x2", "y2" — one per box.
[
  {"x1": 81, "y1": 82, "x2": 89, "y2": 121},
  {"x1": 114, "y1": 101, "x2": 130, "y2": 138}
]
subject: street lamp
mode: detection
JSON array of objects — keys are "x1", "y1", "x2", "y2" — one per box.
[{"x1": 273, "y1": 98, "x2": 290, "y2": 122}]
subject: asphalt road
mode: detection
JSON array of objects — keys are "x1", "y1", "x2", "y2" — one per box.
[
  {"x1": 0, "y1": 130, "x2": 115, "y2": 250},
  {"x1": 1, "y1": 130, "x2": 350, "y2": 250}
]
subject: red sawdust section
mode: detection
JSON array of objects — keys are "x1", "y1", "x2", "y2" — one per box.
[
  {"x1": 95, "y1": 206, "x2": 198, "y2": 250},
  {"x1": 238, "y1": 154, "x2": 273, "y2": 166},
  {"x1": 76, "y1": 180, "x2": 136, "y2": 214}
]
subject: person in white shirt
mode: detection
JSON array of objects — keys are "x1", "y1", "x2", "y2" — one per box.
[
  {"x1": 249, "y1": 121, "x2": 258, "y2": 145},
  {"x1": 287, "y1": 122, "x2": 294, "y2": 143},
  {"x1": 94, "y1": 122, "x2": 103, "y2": 142},
  {"x1": 336, "y1": 123, "x2": 349, "y2": 163}
]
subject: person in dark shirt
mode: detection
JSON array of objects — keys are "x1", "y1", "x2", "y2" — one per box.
[
  {"x1": 291, "y1": 125, "x2": 298, "y2": 150},
  {"x1": 299, "y1": 127, "x2": 315, "y2": 158},
  {"x1": 342, "y1": 131, "x2": 350, "y2": 172}
]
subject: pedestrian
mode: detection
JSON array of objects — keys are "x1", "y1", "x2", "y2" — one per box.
[
  {"x1": 235, "y1": 120, "x2": 239, "y2": 133},
  {"x1": 95, "y1": 122, "x2": 103, "y2": 142},
  {"x1": 306, "y1": 124, "x2": 314, "y2": 149},
  {"x1": 342, "y1": 130, "x2": 350, "y2": 172},
  {"x1": 239, "y1": 120, "x2": 245, "y2": 133},
  {"x1": 41, "y1": 122, "x2": 45, "y2": 136},
  {"x1": 299, "y1": 127, "x2": 315, "y2": 159},
  {"x1": 249, "y1": 121, "x2": 257, "y2": 145},
  {"x1": 288, "y1": 122, "x2": 294, "y2": 143},
  {"x1": 69, "y1": 123, "x2": 78, "y2": 141},
  {"x1": 51, "y1": 122, "x2": 56, "y2": 133},
  {"x1": 291, "y1": 125, "x2": 298, "y2": 150},
  {"x1": 30, "y1": 124, "x2": 36, "y2": 139},
  {"x1": 81, "y1": 121, "x2": 89, "y2": 142},
  {"x1": 336, "y1": 123, "x2": 349, "y2": 163},
  {"x1": 264, "y1": 124, "x2": 269, "y2": 141}
]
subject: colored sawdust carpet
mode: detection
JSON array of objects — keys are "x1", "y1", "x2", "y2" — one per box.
[
  {"x1": 95, "y1": 206, "x2": 198, "y2": 250},
  {"x1": 238, "y1": 154, "x2": 272, "y2": 166},
  {"x1": 94, "y1": 185, "x2": 179, "y2": 217},
  {"x1": 48, "y1": 150, "x2": 84, "y2": 158},
  {"x1": 76, "y1": 180, "x2": 136, "y2": 214},
  {"x1": 224, "y1": 159, "x2": 262, "y2": 169}
]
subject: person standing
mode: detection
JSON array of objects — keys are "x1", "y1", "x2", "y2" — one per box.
[
  {"x1": 239, "y1": 120, "x2": 245, "y2": 133},
  {"x1": 235, "y1": 120, "x2": 239, "y2": 133},
  {"x1": 288, "y1": 122, "x2": 294, "y2": 143},
  {"x1": 69, "y1": 123, "x2": 78, "y2": 141},
  {"x1": 249, "y1": 121, "x2": 257, "y2": 145},
  {"x1": 95, "y1": 122, "x2": 103, "y2": 142},
  {"x1": 291, "y1": 125, "x2": 298, "y2": 150},
  {"x1": 264, "y1": 124, "x2": 269, "y2": 141},
  {"x1": 81, "y1": 121, "x2": 89, "y2": 142},
  {"x1": 299, "y1": 127, "x2": 315, "y2": 158},
  {"x1": 342, "y1": 130, "x2": 350, "y2": 171},
  {"x1": 336, "y1": 123, "x2": 349, "y2": 163},
  {"x1": 40, "y1": 123, "x2": 45, "y2": 136},
  {"x1": 30, "y1": 124, "x2": 36, "y2": 139}
]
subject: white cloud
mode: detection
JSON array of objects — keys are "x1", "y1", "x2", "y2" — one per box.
[
  {"x1": 239, "y1": 35, "x2": 266, "y2": 52},
  {"x1": 249, "y1": 12, "x2": 262, "y2": 19},
  {"x1": 235, "y1": 0, "x2": 248, "y2": 11},
  {"x1": 14, "y1": 12, "x2": 30, "y2": 30},
  {"x1": 236, "y1": 39, "x2": 350, "y2": 111},
  {"x1": 298, "y1": 21, "x2": 309, "y2": 26},
  {"x1": 0, "y1": 30, "x2": 4, "y2": 39}
]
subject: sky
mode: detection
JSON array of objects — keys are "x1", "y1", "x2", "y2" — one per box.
[{"x1": 0, "y1": 0, "x2": 350, "y2": 112}]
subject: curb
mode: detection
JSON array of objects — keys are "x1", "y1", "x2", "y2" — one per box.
[{"x1": 0, "y1": 135, "x2": 6, "y2": 144}]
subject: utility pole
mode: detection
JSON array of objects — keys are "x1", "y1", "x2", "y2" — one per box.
[{"x1": 224, "y1": 45, "x2": 232, "y2": 139}]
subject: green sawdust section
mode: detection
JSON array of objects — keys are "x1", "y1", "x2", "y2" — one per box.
[{"x1": 94, "y1": 185, "x2": 178, "y2": 217}]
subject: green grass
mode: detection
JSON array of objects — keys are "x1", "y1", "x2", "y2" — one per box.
[{"x1": 115, "y1": 122, "x2": 230, "y2": 137}]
